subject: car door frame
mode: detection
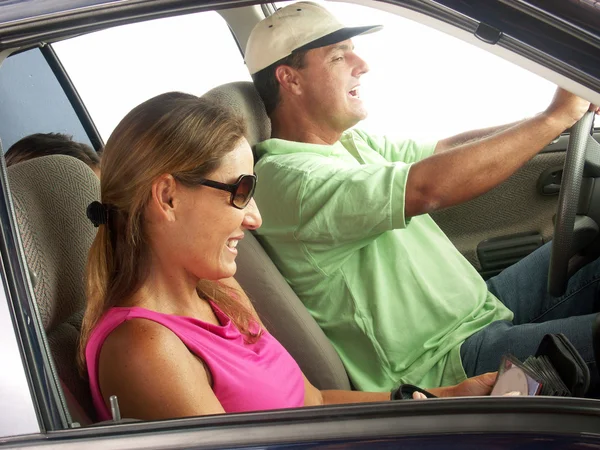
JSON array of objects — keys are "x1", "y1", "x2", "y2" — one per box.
[{"x1": 1, "y1": 0, "x2": 600, "y2": 447}]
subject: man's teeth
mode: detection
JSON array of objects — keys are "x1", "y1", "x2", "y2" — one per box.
[{"x1": 227, "y1": 239, "x2": 238, "y2": 248}]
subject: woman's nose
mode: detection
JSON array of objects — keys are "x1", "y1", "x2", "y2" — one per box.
[{"x1": 242, "y1": 198, "x2": 262, "y2": 230}]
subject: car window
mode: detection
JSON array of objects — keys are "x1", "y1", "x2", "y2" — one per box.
[
  {"x1": 277, "y1": 0, "x2": 557, "y2": 141},
  {"x1": 0, "y1": 48, "x2": 93, "y2": 151},
  {"x1": 53, "y1": 11, "x2": 251, "y2": 141}
]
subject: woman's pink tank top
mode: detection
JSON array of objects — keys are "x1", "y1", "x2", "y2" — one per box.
[{"x1": 86, "y1": 303, "x2": 305, "y2": 420}]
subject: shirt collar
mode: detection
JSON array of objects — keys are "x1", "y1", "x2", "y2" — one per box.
[{"x1": 255, "y1": 135, "x2": 350, "y2": 159}]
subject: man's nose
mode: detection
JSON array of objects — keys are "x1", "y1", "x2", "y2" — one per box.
[
  {"x1": 242, "y1": 198, "x2": 262, "y2": 230},
  {"x1": 353, "y1": 54, "x2": 369, "y2": 77}
]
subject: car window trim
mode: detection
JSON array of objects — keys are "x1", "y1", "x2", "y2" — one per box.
[
  {"x1": 0, "y1": 146, "x2": 70, "y2": 432},
  {"x1": 2, "y1": 397, "x2": 600, "y2": 448},
  {"x1": 1, "y1": 0, "x2": 599, "y2": 100},
  {"x1": 41, "y1": 44, "x2": 104, "y2": 151}
]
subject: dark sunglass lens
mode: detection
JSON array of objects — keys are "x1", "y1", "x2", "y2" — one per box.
[{"x1": 232, "y1": 175, "x2": 256, "y2": 208}]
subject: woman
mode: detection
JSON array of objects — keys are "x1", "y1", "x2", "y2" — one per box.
[{"x1": 79, "y1": 92, "x2": 497, "y2": 422}]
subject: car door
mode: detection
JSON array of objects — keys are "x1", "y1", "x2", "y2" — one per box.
[
  {"x1": 2, "y1": 0, "x2": 600, "y2": 448},
  {"x1": 431, "y1": 143, "x2": 565, "y2": 278}
]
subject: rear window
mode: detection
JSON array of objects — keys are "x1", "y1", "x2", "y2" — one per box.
[
  {"x1": 0, "y1": 48, "x2": 92, "y2": 150},
  {"x1": 54, "y1": 10, "x2": 251, "y2": 141}
]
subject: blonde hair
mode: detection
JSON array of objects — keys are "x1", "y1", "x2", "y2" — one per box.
[{"x1": 79, "y1": 92, "x2": 258, "y2": 371}]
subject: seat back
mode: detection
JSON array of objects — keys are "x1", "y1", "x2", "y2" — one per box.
[
  {"x1": 8, "y1": 155, "x2": 100, "y2": 424},
  {"x1": 203, "y1": 81, "x2": 271, "y2": 159},
  {"x1": 204, "y1": 82, "x2": 351, "y2": 390}
]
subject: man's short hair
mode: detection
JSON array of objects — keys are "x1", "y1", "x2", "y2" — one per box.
[
  {"x1": 5, "y1": 133, "x2": 101, "y2": 171},
  {"x1": 252, "y1": 50, "x2": 308, "y2": 116}
]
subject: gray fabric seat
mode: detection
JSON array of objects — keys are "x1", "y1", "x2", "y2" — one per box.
[
  {"x1": 203, "y1": 82, "x2": 351, "y2": 390},
  {"x1": 8, "y1": 155, "x2": 101, "y2": 425}
]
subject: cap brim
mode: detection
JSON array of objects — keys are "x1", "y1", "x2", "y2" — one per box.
[{"x1": 294, "y1": 25, "x2": 383, "y2": 52}]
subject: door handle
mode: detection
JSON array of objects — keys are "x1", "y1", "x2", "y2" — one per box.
[
  {"x1": 542, "y1": 183, "x2": 561, "y2": 195},
  {"x1": 537, "y1": 166, "x2": 563, "y2": 196}
]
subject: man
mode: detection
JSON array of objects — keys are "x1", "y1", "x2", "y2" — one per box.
[{"x1": 245, "y1": 1, "x2": 600, "y2": 392}]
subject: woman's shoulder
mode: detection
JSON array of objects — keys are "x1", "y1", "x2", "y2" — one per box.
[
  {"x1": 98, "y1": 315, "x2": 205, "y2": 393},
  {"x1": 101, "y1": 314, "x2": 188, "y2": 364},
  {"x1": 97, "y1": 315, "x2": 220, "y2": 419}
]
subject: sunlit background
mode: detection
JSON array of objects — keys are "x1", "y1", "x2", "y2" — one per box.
[{"x1": 54, "y1": 1, "x2": 557, "y2": 143}]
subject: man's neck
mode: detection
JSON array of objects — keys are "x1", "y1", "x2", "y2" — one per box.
[{"x1": 270, "y1": 111, "x2": 343, "y2": 146}]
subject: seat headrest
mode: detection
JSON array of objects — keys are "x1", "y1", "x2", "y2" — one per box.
[
  {"x1": 203, "y1": 81, "x2": 271, "y2": 148},
  {"x1": 8, "y1": 155, "x2": 100, "y2": 332}
]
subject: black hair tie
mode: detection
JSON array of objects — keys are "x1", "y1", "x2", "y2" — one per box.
[{"x1": 87, "y1": 201, "x2": 110, "y2": 227}]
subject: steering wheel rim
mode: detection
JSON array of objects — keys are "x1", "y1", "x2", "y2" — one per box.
[{"x1": 548, "y1": 111, "x2": 596, "y2": 297}]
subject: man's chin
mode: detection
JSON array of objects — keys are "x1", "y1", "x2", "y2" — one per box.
[{"x1": 344, "y1": 112, "x2": 367, "y2": 131}]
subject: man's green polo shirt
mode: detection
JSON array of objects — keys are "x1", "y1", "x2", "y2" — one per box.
[{"x1": 253, "y1": 129, "x2": 513, "y2": 391}]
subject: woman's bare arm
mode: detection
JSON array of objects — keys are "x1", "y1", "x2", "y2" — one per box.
[{"x1": 98, "y1": 318, "x2": 225, "y2": 420}]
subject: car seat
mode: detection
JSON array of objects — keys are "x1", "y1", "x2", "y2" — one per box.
[
  {"x1": 203, "y1": 82, "x2": 351, "y2": 390},
  {"x1": 8, "y1": 155, "x2": 100, "y2": 425}
]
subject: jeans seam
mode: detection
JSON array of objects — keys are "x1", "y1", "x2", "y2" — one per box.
[
  {"x1": 530, "y1": 275, "x2": 600, "y2": 323},
  {"x1": 463, "y1": 332, "x2": 487, "y2": 378}
]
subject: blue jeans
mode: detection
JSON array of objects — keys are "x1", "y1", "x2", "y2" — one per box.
[{"x1": 460, "y1": 242, "x2": 600, "y2": 393}]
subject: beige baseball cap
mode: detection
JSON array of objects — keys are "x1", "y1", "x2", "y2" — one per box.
[{"x1": 245, "y1": 1, "x2": 382, "y2": 75}]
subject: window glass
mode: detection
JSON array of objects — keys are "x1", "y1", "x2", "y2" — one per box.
[
  {"x1": 278, "y1": 1, "x2": 556, "y2": 141},
  {"x1": 0, "y1": 48, "x2": 92, "y2": 151},
  {"x1": 54, "y1": 11, "x2": 251, "y2": 141}
]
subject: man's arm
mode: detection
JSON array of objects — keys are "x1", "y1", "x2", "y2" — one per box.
[
  {"x1": 303, "y1": 372, "x2": 498, "y2": 405},
  {"x1": 405, "y1": 88, "x2": 597, "y2": 219},
  {"x1": 434, "y1": 120, "x2": 525, "y2": 153}
]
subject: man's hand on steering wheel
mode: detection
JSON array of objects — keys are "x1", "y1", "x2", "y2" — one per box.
[{"x1": 544, "y1": 88, "x2": 599, "y2": 129}]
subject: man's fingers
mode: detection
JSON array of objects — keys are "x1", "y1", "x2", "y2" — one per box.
[
  {"x1": 503, "y1": 391, "x2": 521, "y2": 397},
  {"x1": 479, "y1": 371, "x2": 498, "y2": 387},
  {"x1": 412, "y1": 392, "x2": 428, "y2": 400}
]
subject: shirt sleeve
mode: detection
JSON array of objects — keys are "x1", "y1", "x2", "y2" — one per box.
[
  {"x1": 257, "y1": 154, "x2": 413, "y2": 246},
  {"x1": 350, "y1": 129, "x2": 437, "y2": 164}
]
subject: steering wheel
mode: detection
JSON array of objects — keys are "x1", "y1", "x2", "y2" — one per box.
[{"x1": 548, "y1": 111, "x2": 597, "y2": 297}]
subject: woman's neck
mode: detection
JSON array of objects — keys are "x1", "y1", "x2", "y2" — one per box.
[{"x1": 127, "y1": 257, "x2": 220, "y2": 325}]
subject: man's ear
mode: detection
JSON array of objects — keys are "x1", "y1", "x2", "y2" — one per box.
[
  {"x1": 275, "y1": 65, "x2": 302, "y2": 96},
  {"x1": 149, "y1": 174, "x2": 177, "y2": 222}
]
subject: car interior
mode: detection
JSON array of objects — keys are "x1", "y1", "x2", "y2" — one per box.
[{"x1": 1, "y1": 0, "x2": 600, "y2": 435}]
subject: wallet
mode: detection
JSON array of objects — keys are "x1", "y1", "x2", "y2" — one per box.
[
  {"x1": 534, "y1": 333, "x2": 590, "y2": 397},
  {"x1": 491, "y1": 333, "x2": 590, "y2": 398}
]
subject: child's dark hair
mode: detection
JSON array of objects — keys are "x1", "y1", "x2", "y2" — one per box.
[{"x1": 5, "y1": 133, "x2": 101, "y2": 171}]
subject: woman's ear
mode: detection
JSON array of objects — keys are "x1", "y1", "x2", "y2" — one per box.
[{"x1": 149, "y1": 174, "x2": 177, "y2": 222}]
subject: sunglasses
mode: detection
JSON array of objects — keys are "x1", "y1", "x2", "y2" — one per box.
[{"x1": 198, "y1": 174, "x2": 257, "y2": 209}]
